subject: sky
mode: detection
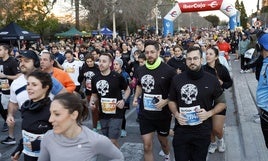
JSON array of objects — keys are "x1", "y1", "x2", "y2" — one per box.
[
  {"x1": 51, "y1": 0, "x2": 261, "y2": 21},
  {"x1": 195, "y1": 0, "x2": 259, "y2": 21}
]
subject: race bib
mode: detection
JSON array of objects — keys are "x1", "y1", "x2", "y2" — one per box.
[
  {"x1": 85, "y1": 79, "x2": 92, "y2": 90},
  {"x1": 179, "y1": 105, "x2": 202, "y2": 126},
  {"x1": 101, "y1": 98, "x2": 117, "y2": 114},
  {"x1": 1, "y1": 79, "x2": 10, "y2": 91},
  {"x1": 65, "y1": 66, "x2": 75, "y2": 73},
  {"x1": 22, "y1": 130, "x2": 44, "y2": 157},
  {"x1": 143, "y1": 94, "x2": 162, "y2": 111}
]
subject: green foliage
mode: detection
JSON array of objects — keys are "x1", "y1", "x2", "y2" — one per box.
[
  {"x1": 261, "y1": 6, "x2": 268, "y2": 13},
  {"x1": 204, "y1": 15, "x2": 220, "y2": 27},
  {"x1": 0, "y1": 0, "x2": 60, "y2": 41},
  {"x1": 235, "y1": 0, "x2": 247, "y2": 29}
]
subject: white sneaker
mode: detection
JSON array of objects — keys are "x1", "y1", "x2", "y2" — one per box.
[
  {"x1": 245, "y1": 69, "x2": 251, "y2": 73},
  {"x1": 218, "y1": 138, "x2": 226, "y2": 152},
  {"x1": 240, "y1": 70, "x2": 245, "y2": 73},
  {"x1": 254, "y1": 117, "x2": 261, "y2": 124},
  {"x1": 208, "y1": 142, "x2": 217, "y2": 153},
  {"x1": 164, "y1": 153, "x2": 170, "y2": 161},
  {"x1": 159, "y1": 150, "x2": 165, "y2": 156}
]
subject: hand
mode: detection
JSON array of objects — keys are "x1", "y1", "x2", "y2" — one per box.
[
  {"x1": 132, "y1": 98, "x2": 139, "y2": 107},
  {"x1": 218, "y1": 79, "x2": 223, "y2": 85},
  {"x1": 11, "y1": 151, "x2": 20, "y2": 161},
  {"x1": 175, "y1": 113, "x2": 187, "y2": 125},
  {"x1": 196, "y1": 108, "x2": 210, "y2": 122},
  {"x1": 154, "y1": 98, "x2": 167, "y2": 110},
  {"x1": 0, "y1": 73, "x2": 6, "y2": 78},
  {"x1": 23, "y1": 142, "x2": 32, "y2": 151},
  {"x1": 176, "y1": 69, "x2": 182, "y2": 74},
  {"x1": 116, "y1": 100, "x2": 125, "y2": 109},
  {"x1": 6, "y1": 115, "x2": 15, "y2": 127}
]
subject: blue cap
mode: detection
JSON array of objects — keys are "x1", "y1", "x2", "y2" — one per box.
[{"x1": 258, "y1": 33, "x2": 268, "y2": 50}]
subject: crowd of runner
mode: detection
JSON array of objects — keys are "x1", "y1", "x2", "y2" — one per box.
[{"x1": 0, "y1": 25, "x2": 265, "y2": 161}]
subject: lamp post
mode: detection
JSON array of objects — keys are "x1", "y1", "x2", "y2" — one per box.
[
  {"x1": 112, "y1": 0, "x2": 117, "y2": 40},
  {"x1": 155, "y1": 4, "x2": 159, "y2": 36},
  {"x1": 189, "y1": 12, "x2": 192, "y2": 32}
]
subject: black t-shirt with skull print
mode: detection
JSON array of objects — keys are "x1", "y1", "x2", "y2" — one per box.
[
  {"x1": 78, "y1": 64, "x2": 100, "y2": 96},
  {"x1": 136, "y1": 62, "x2": 176, "y2": 120},
  {"x1": 169, "y1": 70, "x2": 223, "y2": 132},
  {"x1": 91, "y1": 71, "x2": 128, "y2": 119}
]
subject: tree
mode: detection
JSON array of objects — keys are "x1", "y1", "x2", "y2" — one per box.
[
  {"x1": 81, "y1": 0, "x2": 109, "y2": 30},
  {"x1": 52, "y1": 0, "x2": 81, "y2": 30},
  {"x1": 204, "y1": 15, "x2": 220, "y2": 27},
  {"x1": 81, "y1": 0, "x2": 155, "y2": 35},
  {"x1": 0, "y1": 0, "x2": 60, "y2": 41},
  {"x1": 235, "y1": 0, "x2": 247, "y2": 29}
]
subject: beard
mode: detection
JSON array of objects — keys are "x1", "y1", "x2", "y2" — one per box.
[
  {"x1": 188, "y1": 63, "x2": 201, "y2": 72},
  {"x1": 147, "y1": 57, "x2": 157, "y2": 65}
]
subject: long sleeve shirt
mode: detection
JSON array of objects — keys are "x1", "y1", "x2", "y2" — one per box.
[
  {"x1": 257, "y1": 57, "x2": 268, "y2": 112},
  {"x1": 38, "y1": 126, "x2": 124, "y2": 161}
]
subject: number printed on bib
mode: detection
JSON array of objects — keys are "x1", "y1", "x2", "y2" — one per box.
[
  {"x1": 143, "y1": 94, "x2": 162, "y2": 111},
  {"x1": 179, "y1": 105, "x2": 202, "y2": 126},
  {"x1": 101, "y1": 98, "x2": 117, "y2": 114}
]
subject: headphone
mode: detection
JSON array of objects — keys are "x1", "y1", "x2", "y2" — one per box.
[
  {"x1": 34, "y1": 59, "x2": 40, "y2": 68},
  {"x1": 19, "y1": 50, "x2": 40, "y2": 68},
  {"x1": 28, "y1": 50, "x2": 40, "y2": 68},
  {"x1": 21, "y1": 97, "x2": 50, "y2": 111}
]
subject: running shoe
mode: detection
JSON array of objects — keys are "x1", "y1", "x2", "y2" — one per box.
[
  {"x1": 164, "y1": 154, "x2": 170, "y2": 161},
  {"x1": 218, "y1": 138, "x2": 226, "y2": 152},
  {"x1": 92, "y1": 128, "x2": 98, "y2": 133},
  {"x1": 1, "y1": 136, "x2": 16, "y2": 145},
  {"x1": 208, "y1": 142, "x2": 217, "y2": 153},
  {"x1": 97, "y1": 121, "x2": 101, "y2": 130},
  {"x1": 159, "y1": 150, "x2": 165, "y2": 156},
  {"x1": 120, "y1": 130, "x2": 127, "y2": 137}
]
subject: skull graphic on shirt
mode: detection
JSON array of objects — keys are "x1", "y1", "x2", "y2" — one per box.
[
  {"x1": 141, "y1": 74, "x2": 155, "y2": 93},
  {"x1": 96, "y1": 80, "x2": 109, "y2": 96},
  {"x1": 84, "y1": 71, "x2": 95, "y2": 79},
  {"x1": 181, "y1": 84, "x2": 198, "y2": 104}
]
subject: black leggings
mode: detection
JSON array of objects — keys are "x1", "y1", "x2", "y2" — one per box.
[
  {"x1": 24, "y1": 154, "x2": 38, "y2": 161},
  {"x1": 260, "y1": 109, "x2": 268, "y2": 148},
  {"x1": 241, "y1": 54, "x2": 251, "y2": 70},
  {"x1": 121, "y1": 108, "x2": 127, "y2": 130},
  {"x1": 0, "y1": 95, "x2": 7, "y2": 121}
]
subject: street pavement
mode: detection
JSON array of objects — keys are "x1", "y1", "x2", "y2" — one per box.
[
  {"x1": 0, "y1": 56, "x2": 267, "y2": 161},
  {"x1": 231, "y1": 58, "x2": 268, "y2": 161}
]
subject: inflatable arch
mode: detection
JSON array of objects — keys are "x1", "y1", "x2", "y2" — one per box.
[{"x1": 163, "y1": 0, "x2": 239, "y2": 36}]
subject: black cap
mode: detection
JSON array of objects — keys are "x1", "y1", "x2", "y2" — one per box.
[
  {"x1": 17, "y1": 50, "x2": 40, "y2": 67},
  {"x1": 18, "y1": 50, "x2": 39, "y2": 62}
]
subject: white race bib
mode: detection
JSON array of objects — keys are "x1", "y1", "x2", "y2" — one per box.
[
  {"x1": 101, "y1": 98, "x2": 117, "y2": 114},
  {"x1": 22, "y1": 130, "x2": 44, "y2": 157},
  {"x1": 179, "y1": 105, "x2": 202, "y2": 126},
  {"x1": 143, "y1": 94, "x2": 162, "y2": 111}
]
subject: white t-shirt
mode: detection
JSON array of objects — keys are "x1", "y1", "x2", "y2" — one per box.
[
  {"x1": 62, "y1": 60, "x2": 83, "y2": 86},
  {"x1": 10, "y1": 74, "x2": 29, "y2": 107}
]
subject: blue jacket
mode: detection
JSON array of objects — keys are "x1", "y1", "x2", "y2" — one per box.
[{"x1": 256, "y1": 57, "x2": 268, "y2": 112}]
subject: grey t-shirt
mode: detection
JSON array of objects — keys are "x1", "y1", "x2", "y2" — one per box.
[{"x1": 38, "y1": 126, "x2": 124, "y2": 161}]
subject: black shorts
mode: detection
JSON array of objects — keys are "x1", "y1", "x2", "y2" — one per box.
[
  {"x1": 139, "y1": 117, "x2": 171, "y2": 136},
  {"x1": 217, "y1": 108, "x2": 226, "y2": 115}
]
